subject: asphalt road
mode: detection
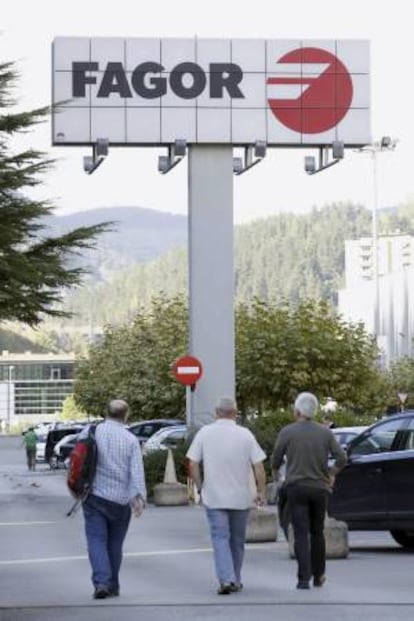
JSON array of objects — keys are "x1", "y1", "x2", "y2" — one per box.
[{"x1": 1, "y1": 435, "x2": 414, "y2": 621}]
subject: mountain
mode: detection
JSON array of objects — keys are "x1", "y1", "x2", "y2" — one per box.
[
  {"x1": 43, "y1": 206, "x2": 187, "y2": 281},
  {"x1": 43, "y1": 201, "x2": 378, "y2": 331},
  {"x1": 17, "y1": 200, "x2": 413, "y2": 348},
  {"x1": 0, "y1": 328, "x2": 47, "y2": 354}
]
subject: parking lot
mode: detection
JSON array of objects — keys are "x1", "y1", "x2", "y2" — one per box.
[{"x1": 1, "y1": 435, "x2": 414, "y2": 621}]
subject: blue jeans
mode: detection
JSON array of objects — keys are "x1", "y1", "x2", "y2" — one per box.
[
  {"x1": 205, "y1": 508, "x2": 249, "y2": 585},
  {"x1": 83, "y1": 494, "x2": 131, "y2": 591}
]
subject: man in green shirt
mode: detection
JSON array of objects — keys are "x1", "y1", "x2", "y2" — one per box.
[{"x1": 23, "y1": 428, "x2": 37, "y2": 471}]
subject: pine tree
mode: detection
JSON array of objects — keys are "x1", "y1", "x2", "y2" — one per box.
[{"x1": 0, "y1": 61, "x2": 110, "y2": 324}]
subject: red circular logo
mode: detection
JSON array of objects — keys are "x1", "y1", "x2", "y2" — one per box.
[{"x1": 267, "y1": 47, "x2": 353, "y2": 134}]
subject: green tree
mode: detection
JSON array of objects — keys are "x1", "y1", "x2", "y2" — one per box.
[
  {"x1": 75, "y1": 295, "x2": 389, "y2": 423},
  {"x1": 0, "y1": 61, "x2": 110, "y2": 325},
  {"x1": 388, "y1": 356, "x2": 414, "y2": 410},
  {"x1": 236, "y1": 299, "x2": 388, "y2": 417},
  {"x1": 59, "y1": 395, "x2": 87, "y2": 422},
  {"x1": 74, "y1": 296, "x2": 188, "y2": 420}
]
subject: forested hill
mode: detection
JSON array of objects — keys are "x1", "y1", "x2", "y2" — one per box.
[
  {"x1": 0, "y1": 328, "x2": 46, "y2": 353},
  {"x1": 43, "y1": 206, "x2": 187, "y2": 281},
  {"x1": 58, "y1": 202, "x2": 380, "y2": 327}
]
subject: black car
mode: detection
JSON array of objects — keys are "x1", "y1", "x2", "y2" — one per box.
[
  {"x1": 330, "y1": 411, "x2": 414, "y2": 548},
  {"x1": 127, "y1": 419, "x2": 183, "y2": 445}
]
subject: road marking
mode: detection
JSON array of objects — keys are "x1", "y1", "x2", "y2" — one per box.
[
  {"x1": 0, "y1": 543, "x2": 274, "y2": 566},
  {"x1": 0, "y1": 521, "x2": 58, "y2": 526}
]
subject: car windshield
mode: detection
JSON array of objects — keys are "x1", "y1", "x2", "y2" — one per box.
[{"x1": 349, "y1": 418, "x2": 405, "y2": 456}]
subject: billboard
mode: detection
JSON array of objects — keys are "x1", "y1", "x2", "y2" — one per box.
[{"x1": 52, "y1": 37, "x2": 370, "y2": 147}]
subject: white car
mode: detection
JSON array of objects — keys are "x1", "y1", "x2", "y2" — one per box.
[
  {"x1": 332, "y1": 426, "x2": 368, "y2": 449},
  {"x1": 35, "y1": 432, "x2": 47, "y2": 462},
  {"x1": 143, "y1": 425, "x2": 187, "y2": 455},
  {"x1": 51, "y1": 432, "x2": 80, "y2": 468},
  {"x1": 34, "y1": 425, "x2": 53, "y2": 462}
]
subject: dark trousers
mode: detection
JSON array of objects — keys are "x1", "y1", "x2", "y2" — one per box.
[
  {"x1": 286, "y1": 484, "x2": 327, "y2": 583},
  {"x1": 26, "y1": 448, "x2": 36, "y2": 470},
  {"x1": 83, "y1": 494, "x2": 131, "y2": 592}
]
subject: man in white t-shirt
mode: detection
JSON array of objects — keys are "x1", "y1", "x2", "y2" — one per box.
[{"x1": 186, "y1": 396, "x2": 266, "y2": 595}]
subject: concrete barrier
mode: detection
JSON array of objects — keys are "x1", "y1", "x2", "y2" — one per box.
[
  {"x1": 246, "y1": 507, "x2": 278, "y2": 542},
  {"x1": 152, "y1": 448, "x2": 190, "y2": 506},
  {"x1": 266, "y1": 481, "x2": 278, "y2": 505},
  {"x1": 153, "y1": 481, "x2": 189, "y2": 506}
]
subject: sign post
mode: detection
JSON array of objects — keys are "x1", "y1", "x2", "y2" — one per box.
[
  {"x1": 398, "y1": 392, "x2": 408, "y2": 412},
  {"x1": 172, "y1": 355, "x2": 203, "y2": 428}
]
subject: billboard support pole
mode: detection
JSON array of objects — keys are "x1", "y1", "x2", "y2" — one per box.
[{"x1": 188, "y1": 145, "x2": 235, "y2": 428}]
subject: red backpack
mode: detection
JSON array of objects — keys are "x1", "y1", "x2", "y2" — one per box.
[{"x1": 67, "y1": 424, "x2": 98, "y2": 514}]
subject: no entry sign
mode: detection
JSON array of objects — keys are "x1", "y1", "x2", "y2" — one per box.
[{"x1": 172, "y1": 355, "x2": 203, "y2": 386}]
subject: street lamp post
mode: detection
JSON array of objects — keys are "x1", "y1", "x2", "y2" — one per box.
[
  {"x1": 7, "y1": 365, "x2": 14, "y2": 433},
  {"x1": 356, "y1": 137, "x2": 397, "y2": 346}
]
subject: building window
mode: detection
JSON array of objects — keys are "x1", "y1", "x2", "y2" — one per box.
[{"x1": 51, "y1": 368, "x2": 61, "y2": 380}]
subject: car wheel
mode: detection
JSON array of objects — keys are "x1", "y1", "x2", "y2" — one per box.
[{"x1": 390, "y1": 530, "x2": 414, "y2": 548}]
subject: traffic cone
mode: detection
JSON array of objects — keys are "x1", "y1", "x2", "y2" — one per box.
[
  {"x1": 163, "y1": 449, "x2": 178, "y2": 484},
  {"x1": 153, "y1": 448, "x2": 189, "y2": 506}
]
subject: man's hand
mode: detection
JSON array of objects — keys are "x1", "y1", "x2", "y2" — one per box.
[
  {"x1": 272, "y1": 469, "x2": 281, "y2": 482},
  {"x1": 131, "y1": 495, "x2": 145, "y2": 518},
  {"x1": 255, "y1": 490, "x2": 267, "y2": 507}
]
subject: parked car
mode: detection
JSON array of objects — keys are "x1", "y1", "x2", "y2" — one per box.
[
  {"x1": 329, "y1": 411, "x2": 414, "y2": 548},
  {"x1": 51, "y1": 433, "x2": 80, "y2": 468},
  {"x1": 332, "y1": 426, "x2": 368, "y2": 449},
  {"x1": 49, "y1": 420, "x2": 103, "y2": 468},
  {"x1": 35, "y1": 431, "x2": 48, "y2": 463},
  {"x1": 45, "y1": 425, "x2": 85, "y2": 468},
  {"x1": 128, "y1": 419, "x2": 183, "y2": 446},
  {"x1": 143, "y1": 425, "x2": 187, "y2": 455}
]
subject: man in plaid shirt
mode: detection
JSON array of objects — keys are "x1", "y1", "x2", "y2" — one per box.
[{"x1": 81, "y1": 399, "x2": 146, "y2": 599}]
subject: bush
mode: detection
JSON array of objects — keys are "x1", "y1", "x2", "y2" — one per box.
[
  {"x1": 244, "y1": 409, "x2": 293, "y2": 479},
  {"x1": 315, "y1": 407, "x2": 376, "y2": 428},
  {"x1": 143, "y1": 441, "x2": 189, "y2": 499}
]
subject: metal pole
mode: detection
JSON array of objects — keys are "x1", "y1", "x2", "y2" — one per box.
[
  {"x1": 7, "y1": 365, "x2": 14, "y2": 433},
  {"x1": 372, "y1": 150, "x2": 380, "y2": 339},
  {"x1": 185, "y1": 385, "x2": 192, "y2": 429},
  {"x1": 7, "y1": 373, "x2": 10, "y2": 433}
]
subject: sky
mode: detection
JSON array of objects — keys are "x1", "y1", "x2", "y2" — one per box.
[{"x1": 1, "y1": 1, "x2": 413, "y2": 224}]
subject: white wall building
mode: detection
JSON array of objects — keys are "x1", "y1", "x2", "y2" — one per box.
[
  {"x1": 338, "y1": 235, "x2": 414, "y2": 366},
  {"x1": 0, "y1": 352, "x2": 75, "y2": 430}
]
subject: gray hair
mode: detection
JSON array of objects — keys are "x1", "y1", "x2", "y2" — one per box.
[
  {"x1": 294, "y1": 392, "x2": 319, "y2": 419},
  {"x1": 215, "y1": 396, "x2": 237, "y2": 416},
  {"x1": 107, "y1": 399, "x2": 129, "y2": 420}
]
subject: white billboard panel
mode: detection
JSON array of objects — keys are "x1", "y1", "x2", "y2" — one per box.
[{"x1": 52, "y1": 37, "x2": 370, "y2": 147}]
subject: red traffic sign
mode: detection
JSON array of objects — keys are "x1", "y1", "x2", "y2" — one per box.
[{"x1": 172, "y1": 355, "x2": 203, "y2": 386}]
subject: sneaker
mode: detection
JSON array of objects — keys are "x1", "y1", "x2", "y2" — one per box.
[
  {"x1": 107, "y1": 587, "x2": 120, "y2": 597},
  {"x1": 313, "y1": 575, "x2": 326, "y2": 587},
  {"x1": 296, "y1": 581, "x2": 310, "y2": 590},
  {"x1": 229, "y1": 582, "x2": 243, "y2": 592},
  {"x1": 217, "y1": 583, "x2": 233, "y2": 595},
  {"x1": 93, "y1": 586, "x2": 110, "y2": 599}
]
